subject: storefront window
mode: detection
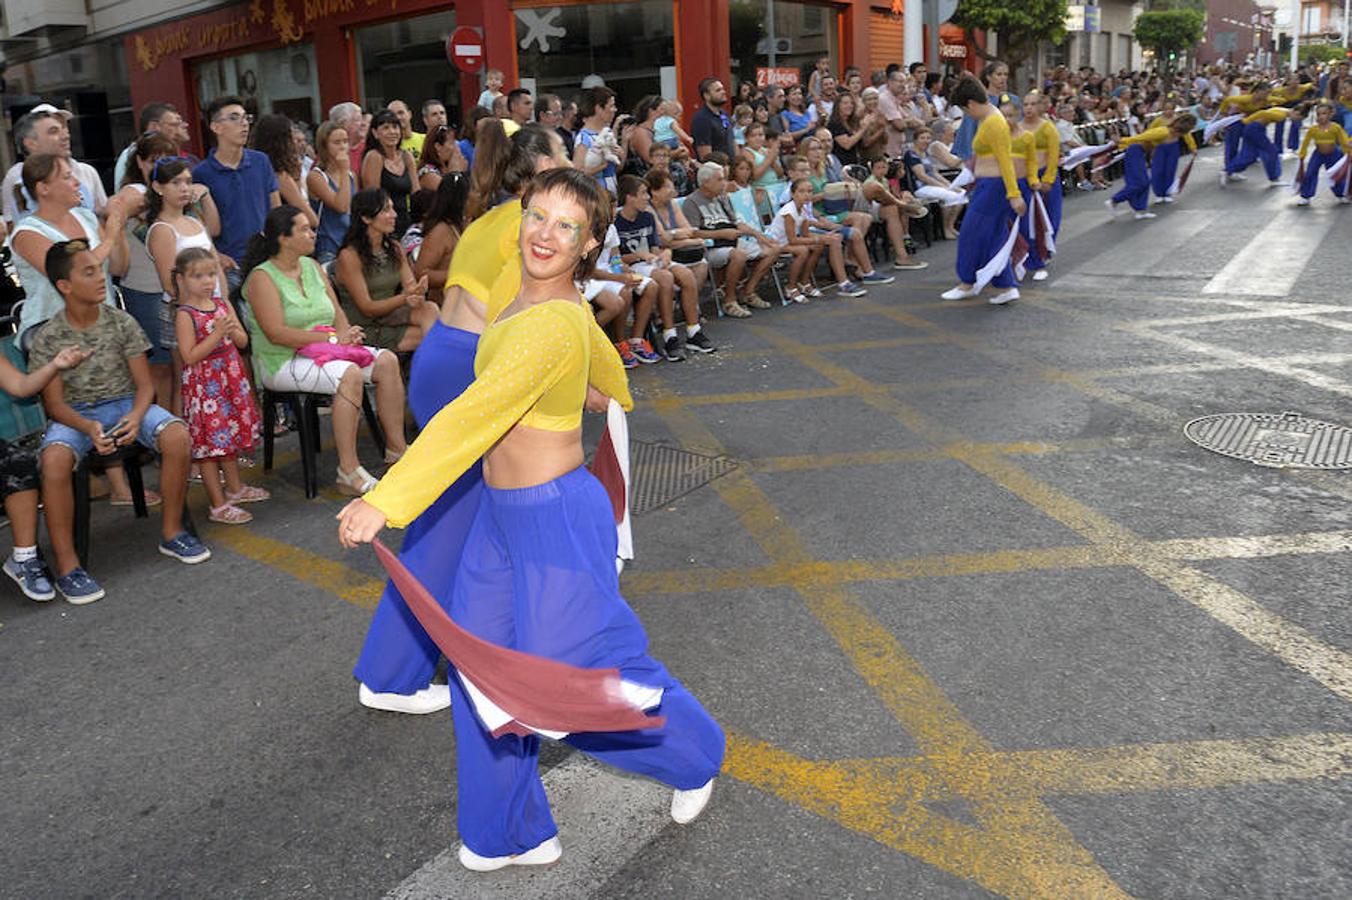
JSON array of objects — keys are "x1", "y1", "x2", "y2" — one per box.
[
  {"x1": 356, "y1": 11, "x2": 461, "y2": 129},
  {"x1": 194, "y1": 44, "x2": 321, "y2": 131},
  {"x1": 513, "y1": 1, "x2": 675, "y2": 112},
  {"x1": 729, "y1": 0, "x2": 838, "y2": 95}
]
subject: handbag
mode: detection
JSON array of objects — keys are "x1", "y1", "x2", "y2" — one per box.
[
  {"x1": 0, "y1": 335, "x2": 46, "y2": 442},
  {"x1": 671, "y1": 244, "x2": 706, "y2": 265},
  {"x1": 297, "y1": 326, "x2": 375, "y2": 368}
]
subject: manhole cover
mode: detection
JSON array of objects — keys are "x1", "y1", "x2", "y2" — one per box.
[
  {"x1": 1183, "y1": 412, "x2": 1352, "y2": 469},
  {"x1": 627, "y1": 441, "x2": 738, "y2": 514}
]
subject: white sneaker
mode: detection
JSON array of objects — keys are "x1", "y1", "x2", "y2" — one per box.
[
  {"x1": 1296, "y1": 197, "x2": 1311, "y2": 206},
  {"x1": 1231, "y1": 172, "x2": 1248, "y2": 181},
  {"x1": 458, "y1": 836, "x2": 562, "y2": 872},
  {"x1": 1134, "y1": 211, "x2": 1157, "y2": 220},
  {"x1": 1031, "y1": 270, "x2": 1049, "y2": 282},
  {"x1": 1266, "y1": 180, "x2": 1290, "y2": 189},
  {"x1": 1341, "y1": 195, "x2": 1350, "y2": 204},
  {"x1": 1219, "y1": 171, "x2": 1229, "y2": 187},
  {"x1": 358, "y1": 682, "x2": 451, "y2": 714},
  {"x1": 988, "y1": 288, "x2": 1020, "y2": 305},
  {"x1": 1104, "y1": 199, "x2": 1122, "y2": 216},
  {"x1": 672, "y1": 778, "x2": 715, "y2": 824},
  {"x1": 1161, "y1": 196, "x2": 1175, "y2": 203},
  {"x1": 940, "y1": 285, "x2": 979, "y2": 300}
]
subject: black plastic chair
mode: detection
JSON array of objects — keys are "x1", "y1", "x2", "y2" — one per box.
[
  {"x1": 72, "y1": 444, "x2": 196, "y2": 565},
  {"x1": 261, "y1": 387, "x2": 385, "y2": 499}
]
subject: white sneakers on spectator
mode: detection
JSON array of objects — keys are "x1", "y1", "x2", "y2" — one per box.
[
  {"x1": 672, "y1": 777, "x2": 716, "y2": 824},
  {"x1": 358, "y1": 682, "x2": 451, "y2": 714},
  {"x1": 458, "y1": 835, "x2": 562, "y2": 872}
]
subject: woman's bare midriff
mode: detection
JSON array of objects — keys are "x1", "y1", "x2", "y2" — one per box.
[
  {"x1": 483, "y1": 423, "x2": 585, "y2": 489},
  {"x1": 439, "y1": 284, "x2": 489, "y2": 332},
  {"x1": 1035, "y1": 150, "x2": 1048, "y2": 170},
  {"x1": 972, "y1": 159, "x2": 1007, "y2": 179}
]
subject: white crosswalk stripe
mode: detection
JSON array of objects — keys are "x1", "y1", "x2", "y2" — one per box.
[
  {"x1": 385, "y1": 755, "x2": 673, "y2": 899},
  {"x1": 1203, "y1": 208, "x2": 1332, "y2": 296}
]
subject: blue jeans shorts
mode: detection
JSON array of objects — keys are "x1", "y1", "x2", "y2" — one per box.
[
  {"x1": 40, "y1": 395, "x2": 183, "y2": 465},
  {"x1": 809, "y1": 224, "x2": 854, "y2": 241},
  {"x1": 120, "y1": 286, "x2": 172, "y2": 364}
]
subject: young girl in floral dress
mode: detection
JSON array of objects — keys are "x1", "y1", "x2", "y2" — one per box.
[{"x1": 172, "y1": 247, "x2": 267, "y2": 524}]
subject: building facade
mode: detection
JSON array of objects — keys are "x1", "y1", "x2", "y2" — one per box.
[
  {"x1": 1196, "y1": 0, "x2": 1276, "y2": 66},
  {"x1": 0, "y1": 0, "x2": 983, "y2": 178}
]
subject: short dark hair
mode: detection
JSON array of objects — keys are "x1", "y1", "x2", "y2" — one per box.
[
  {"x1": 536, "y1": 93, "x2": 562, "y2": 120},
  {"x1": 616, "y1": 174, "x2": 647, "y2": 205},
  {"x1": 950, "y1": 77, "x2": 988, "y2": 109},
  {"x1": 139, "y1": 102, "x2": 176, "y2": 134},
  {"x1": 908, "y1": 62, "x2": 926, "y2": 75},
  {"x1": 520, "y1": 167, "x2": 613, "y2": 280},
  {"x1": 421, "y1": 98, "x2": 445, "y2": 116},
  {"x1": 205, "y1": 95, "x2": 246, "y2": 123},
  {"x1": 578, "y1": 86, "x2": 616, "y2": 119},
  {"x1": 507, "y1": 88, "x2": 532, "y2": 110},
  {"x1": 698, "y1": 77, "x2": 722, "y2": 99},
  {"x1": 45, "y1": 240, "x2": 91, "y2": 290}
]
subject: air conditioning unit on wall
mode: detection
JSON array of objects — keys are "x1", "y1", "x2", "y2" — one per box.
[{"x1": 755, "y1": 37, "x2": 793, "y2": 55}]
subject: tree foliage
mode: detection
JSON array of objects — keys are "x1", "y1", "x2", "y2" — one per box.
[
  {"x1": 951, "y1": 0, "x2": 1068, "y2": 69},
  {"x1": 1133, "y1": 8, "x2": 1206, "y2": 65}
]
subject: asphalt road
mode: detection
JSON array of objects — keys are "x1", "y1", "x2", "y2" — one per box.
[{"x1": 2, "y1": 148, "x2": 1350, "y2": 899}]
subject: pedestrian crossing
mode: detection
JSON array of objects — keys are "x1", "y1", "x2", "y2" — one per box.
[
  {"x1": 385, "y1": 755, "x2": 673, "y2": 899},
  {"x1": 1203, "y1": 208, "x2": 1336, "y2": 296}
]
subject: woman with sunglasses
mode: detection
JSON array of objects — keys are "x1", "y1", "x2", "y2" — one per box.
[{"x1": 417, "y1": 124, "x2": 469, "y2": 193}]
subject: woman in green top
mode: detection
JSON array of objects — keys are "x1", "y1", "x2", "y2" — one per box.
[
  {"x1": 333, "y1": 189, "x2": 437, "y2": 353},
  {"x1": 240, "y1": 205, "x2": 407, "y2": 496}
]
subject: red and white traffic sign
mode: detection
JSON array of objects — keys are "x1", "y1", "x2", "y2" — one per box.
[{"x1": 446, "y1": 26, "x2": 484, "y2": 73}]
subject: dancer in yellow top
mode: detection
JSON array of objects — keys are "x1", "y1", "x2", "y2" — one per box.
[
  {"x1": 1295, "y1": 101, "x2": 1352, "y2": 205},
  {"x1": 1146, "y1": 95, "x2": 1198, "y2": 204},
  {"x1": 1022, "y1": 93, "x2": 1062, "y2": 280},
  {"x1": 941, "y1": 77, "x2": 1027, "y2": 305},
  {"x1": 1221, "y1": 106, "x2": 1301, "y2": 186},
  {"x1": 339, "y1": 168, "x2": 725, "y2": 874},
  {"x1": 1107, "y1": 115, "x2": 1197, "y2": 219},
  {"x1": 1218, "y1": 83, "x2": 1274, "y2": 174}
]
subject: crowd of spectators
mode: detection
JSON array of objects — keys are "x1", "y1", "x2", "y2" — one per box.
[{"x1": 1, "y1": 52, "x2": 1346, "y2": 604}]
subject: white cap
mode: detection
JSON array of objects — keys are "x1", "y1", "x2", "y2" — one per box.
[
  {"x1": 580, "y1": 74, "x2": 606, "y2": 90},
  {"x1": 28, "y1": 103, "x2": 72, "y2": 119}
]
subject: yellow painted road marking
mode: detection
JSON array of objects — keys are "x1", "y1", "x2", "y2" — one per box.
[
  {"x1": 208, "y1": 525, "x2": 384, "y2": 609},
  {"x1": 647, "y1": 385, "x2": 1128, "y2": 897}
]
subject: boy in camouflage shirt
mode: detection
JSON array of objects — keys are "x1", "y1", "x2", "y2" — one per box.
[{"x1": 32, "y1": 240, "x2": 210, "y2": 603}]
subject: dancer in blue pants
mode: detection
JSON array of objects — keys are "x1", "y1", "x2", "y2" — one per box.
[
  {"x1": 352, "y1": 123, "x2": 570, "y2": 713},
  {"x1": 1222, "y1": 108, "x2": 1296, "y2": 186},
  {"x1": 941, "y1": 77, "x2": 1027, "y2": 306},
  {"x1": 1295, "y1": 101, "x2": 1351, "y2": 206},
  {"x1": 340, "y1": 169, "x2": 724, "y2": 872},
  {"x1": 1024, "y1": 93, "x2": 1061, "y2": 280},
  {"x1": 1108, "y1": 114, "x2": 1197, "y2": 220},
  {"x1": 1146, "y1": 98, "x2": 1197, "y2": 203},
  {"x1": 1218, "y1": 84, "x2": 1273, "y2": 179}
]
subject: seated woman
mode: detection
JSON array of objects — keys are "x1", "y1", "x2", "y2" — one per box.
[
  {"x1": 241, "y1": 205, "x2": 407, "y2": 495},
  {"x1": 412, "y1": 174, "x2": 468, "y2": 306},
  {"x1": 333, "y1": 188, "x2": 438, "y2": 353},
  {"x1": 418, "y1": 125, "x2": 469, "y2": 193},
  {"x1": 338, "y1": 167, "x2": 724, "y2": 872}
]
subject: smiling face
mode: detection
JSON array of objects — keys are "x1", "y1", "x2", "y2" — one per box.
[
  {"x1": 376, "y1": 120, "x2": 401, "y2": 148},
  {"x1": 26, "y1": 115, "x2": 71, "y2": 158},
  {"x1": 520, "y1": 187, "x2": 596, "y2": 282}
]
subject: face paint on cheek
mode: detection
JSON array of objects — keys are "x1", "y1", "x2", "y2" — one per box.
[{"x1": 556, "y1": 218, "x2": 585, "y2": 247}]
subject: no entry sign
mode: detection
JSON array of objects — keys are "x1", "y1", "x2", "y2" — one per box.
[{"x1": 446, "y1": 26, "x2": 484, "y2": 73}]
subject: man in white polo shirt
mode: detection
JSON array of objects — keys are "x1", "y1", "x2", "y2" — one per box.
[{"x1": 2, "y1": 104, "x2": 108, "y2": 229}]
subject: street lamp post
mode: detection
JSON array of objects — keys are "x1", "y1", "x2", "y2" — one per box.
[{"x1": 1290, "y1": 0, "x2": 1300, "y2": 70}]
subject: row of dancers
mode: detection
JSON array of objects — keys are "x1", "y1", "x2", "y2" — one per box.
[{"x1": 943, "y1": 78, "x2": 1352, "y2": 303}]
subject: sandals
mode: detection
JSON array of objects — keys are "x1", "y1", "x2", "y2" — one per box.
[
  {"x1": 208, "y1": 503, "x2": 253, "y2": 525},
  {"x1": 336, "y1": 465, "x2": 379, "y2": 496},
  {"x1": 225, "y1": 485, "x2": 271, "y2": 504},
  {"x1": 110, "y1": 489, "x2": 162, "y2": 508},
  {"x1": 742, "y1": 294, "x2": 772, "y2": 310},
  {"x1": 721, "y1": 302, "x2": 752, "y2": 318},
  {"x1": 785, "y1": 288, "x2": 807, "y2": 304},
  {"x1": 384, "y1": 448, "x2": 405, "y2": 465},
  {"x1": 798, "y1": 283, "x2": 823, "y2": 299}
]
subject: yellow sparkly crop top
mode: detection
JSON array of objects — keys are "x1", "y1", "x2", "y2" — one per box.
[
  {"x1": 1119, "y1": 126, "x2": 1176, "y2": 149},
  {"x1": 1299, "y1": 123, "x2": 1351, "y2": 157},
  {"x1": 1008, "y1": 130, "x2": 1040, "y2": 186},
  {"x1": 1033, "y1": 119, "x2": 1061, "y2": 170},
  {"x1": 364, "y1": 284, "x2": 634, "y2": 528},
  {"x1": 444, "y1": 200, "x2": 523, "y2": 301},
  {"x1": 1147, "y1": 115, "x2": 1198, "y2": 152},
  {"x1": 972, "y1": 113, "x2": 1021, "y2": 199},
  {"x1": 1243, "y1": 108, "x2": 1289, "y2": 127}
]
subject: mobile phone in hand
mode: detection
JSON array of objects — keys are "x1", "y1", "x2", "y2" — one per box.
[{"x1": 106, "y1": 418, "x2": 130, "y2": 438}]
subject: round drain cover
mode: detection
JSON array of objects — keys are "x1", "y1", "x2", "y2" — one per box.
[{"x1": 1184, "y1": 412, "x2": 1352, "y2": 469}]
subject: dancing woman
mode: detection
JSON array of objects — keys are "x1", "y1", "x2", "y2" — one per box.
[
  {"x1": 1146, "y1": 95, "x2": 1197, "y2": 203},
  {"x1": 1021, "y1": 93, "x2": 1060, "y2": 281},
  {"x1": 1221, "y1": 106, "x2": 1300, "y2": 187},
  {"x1": 1107, "y1": 114, "x2": 1197, "y2": 220},
  {"x1": 1295, "y1": 101, "x2": 1351, "y2": 206},
  {"x1": 351, "y1": 122, "x2": 572, "y2": 713},
  {"x1": 339, "y1": 168, "x2": 724, "y2": 870},
  {"x1": 941, "y1": 78, "x2": 1027, "y2": 306},
  {"x1": 1217, "y1": 84, "x2": 1273, "y2": 177}
]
